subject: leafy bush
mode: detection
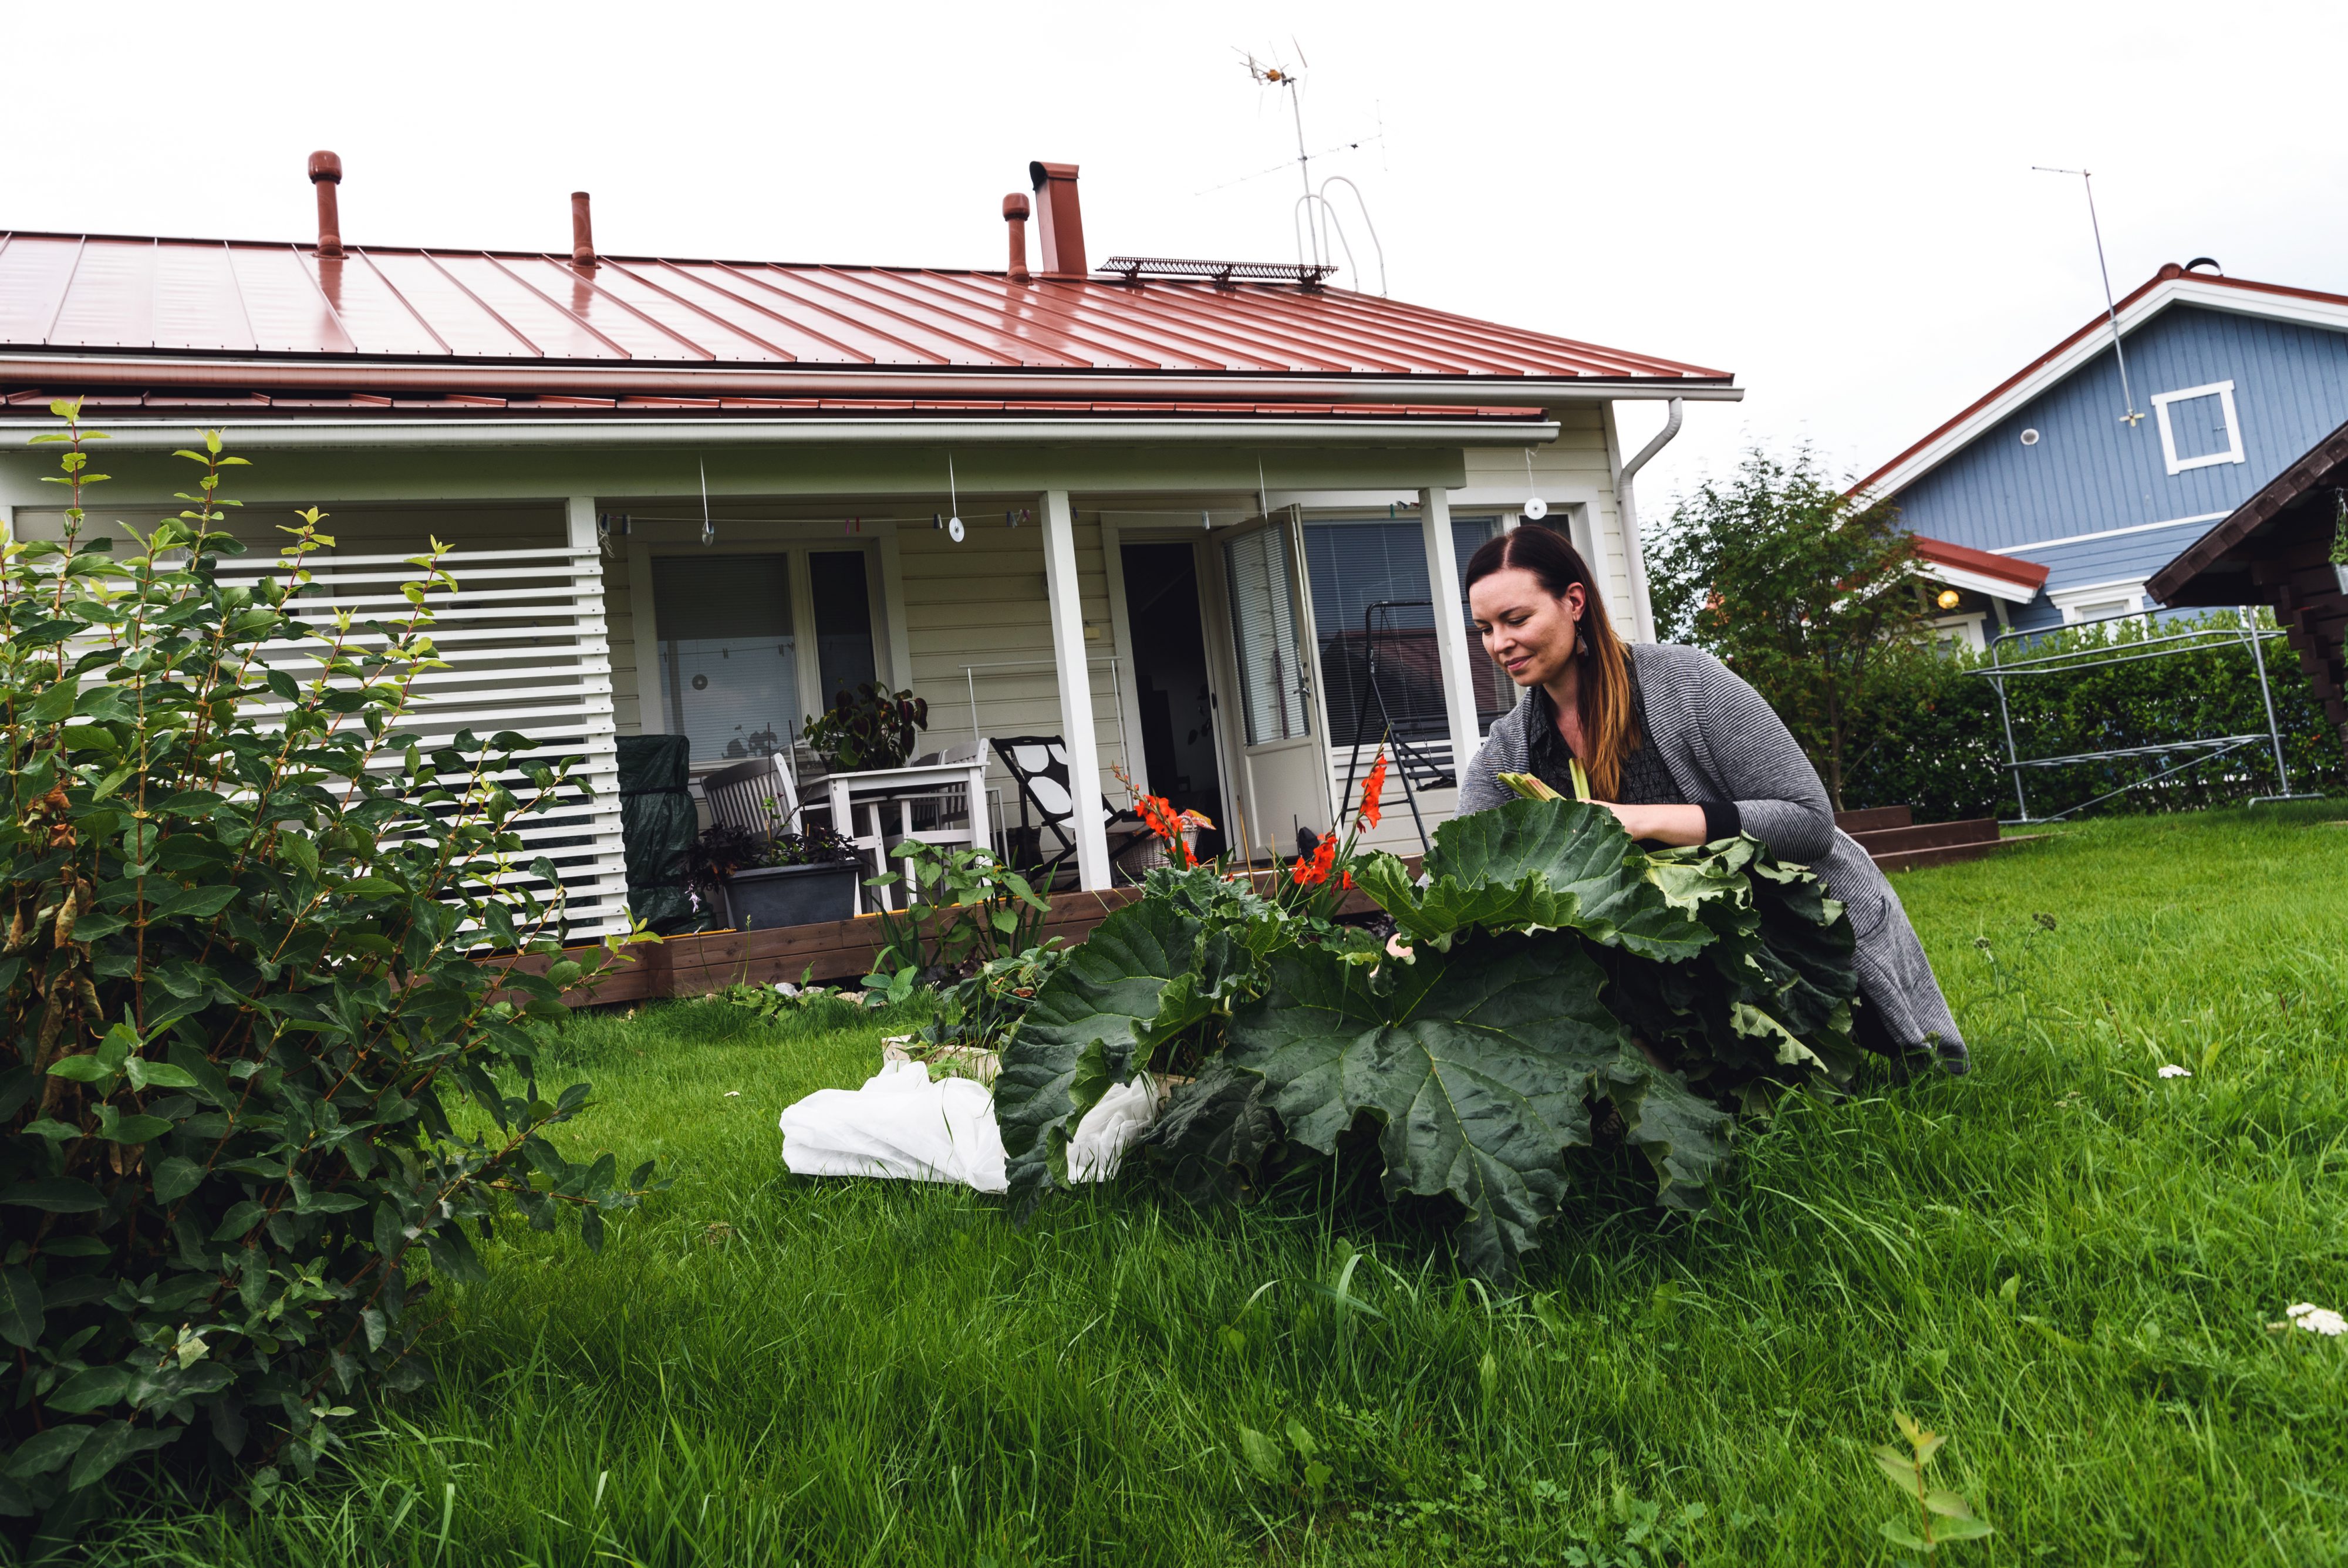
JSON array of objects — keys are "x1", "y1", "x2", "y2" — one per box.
[
  {"x1": 0, "y1": 410, "x2": 649, "y2": 1537},
  {"x1": 995, "y1": 798, "x2": 1868, "y2": 1283},
  {"x1": 1838, "y1": 612, "x2": 2346, "y2": 820},
  {"x1": 862, "y1": 839, "x2": 1060, "y2": 1043}
]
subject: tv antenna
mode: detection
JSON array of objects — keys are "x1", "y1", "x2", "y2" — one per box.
[
  {"x1": 2033, "y1": 166, "x2": 2144, "y2": 426},
  {"x1": 1240, "y1": 45, "x2": 1387, "y2": 294}
]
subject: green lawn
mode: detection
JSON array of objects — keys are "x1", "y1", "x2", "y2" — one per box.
[{"x1": 89, "y1": 807, "x2": 2348, "y2": 1566}]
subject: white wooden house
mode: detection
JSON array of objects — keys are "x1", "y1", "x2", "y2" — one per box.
[{"x1": 0, "y1": 157, "x2": 1738, "y2": 935}]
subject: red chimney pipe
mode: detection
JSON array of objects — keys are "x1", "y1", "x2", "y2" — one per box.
[
  {"x1": 308, "y1": 150, "x2": 344, "y2": 258},
  {"x1": 1027, "y1": 161, "x2": 1085, "y2": 279},
  {"x1": 1002, "y1": 193, "x2": 1031, "y2": 282},
  {"x1": 571, "y1": 191, "x2": 596, "y2": 267}
]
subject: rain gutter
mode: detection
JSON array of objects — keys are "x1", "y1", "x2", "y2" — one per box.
[
  {"x1": 0, "y1": 415, "x2": 1563, "y2": 450},
  {"x1": 0, "y1": 352, "x2": 1740, "y2": 409}
]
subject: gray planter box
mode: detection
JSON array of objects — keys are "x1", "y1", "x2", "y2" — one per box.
[
  {"x1": 2333, "y1": 562, "x2": 2348, "y2": 596},
  {"x1": 720, "y1": 861, "x2": 859, "y2": 931}
]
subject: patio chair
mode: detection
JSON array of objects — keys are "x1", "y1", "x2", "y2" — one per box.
[
  {"x1": 699, "y1": 750, "x2": 802, "y2": 844},
  {"x1": 989, "y1": 735, "x2": 1153, "y2": 886}
]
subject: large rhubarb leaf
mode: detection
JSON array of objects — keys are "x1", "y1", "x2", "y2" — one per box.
[
  {"x1": 1600, "y1": 841, "x2": 1862, "y2": 1093},
  {"x1": 995, "y1": 899, "x2": 1245, "y2": 1208},
  {"x1": 1132, "y1": 1058, "x2": 1283, "y2": 1205},
  {"x1": 1222, "y1": 932, "x2": 1644, "y2": 1282},
  {"x1": 1356, "y1": 798, "x2": 1709, "y2": 960}
]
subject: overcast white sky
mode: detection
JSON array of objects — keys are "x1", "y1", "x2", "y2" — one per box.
[{"x1": 12, "y1": 0, "x2": 2347, "y2": 510}]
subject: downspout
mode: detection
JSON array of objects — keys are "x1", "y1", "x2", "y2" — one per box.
[{"x1": 1612, "y1": 396, "x2": 1682, "y2": 644}]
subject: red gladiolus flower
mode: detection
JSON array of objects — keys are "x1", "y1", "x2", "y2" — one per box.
[
  {"x1": 1291, "y1": 834, "x2": 1338, "y2": 889},
  {"x1": 1358, "y1": 751, "x2": 1389, "y2": 831}
]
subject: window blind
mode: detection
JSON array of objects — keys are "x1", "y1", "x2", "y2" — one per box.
[
  {"x1": 652, "y1": 554, "x2": 800, "y2": 763},
  {"x1": 1223, "y1": 527, "x2": 1308, "y2": 745}
]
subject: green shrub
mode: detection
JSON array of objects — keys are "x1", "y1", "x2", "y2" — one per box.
[
  {"x1": 0, "y1": 409, "x2": 649, "y2": 1540},
  {"x1": 1838, "y1": 613, "x2": 2345, "y2": 820}
]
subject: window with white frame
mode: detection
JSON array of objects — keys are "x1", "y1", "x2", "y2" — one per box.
[
  {"x1": 2050, "y1": 579, "x2": 2148, "y2": 625},
  {"x1": 1931, "y1": 612, "x2": 1988, "y2": 652},
  {"x1": 649, "y1": 547, "x2": 880, "y2": 764},
  {"x1": 2150, "y1": 380, "x2": 2245, "y2": 475}
]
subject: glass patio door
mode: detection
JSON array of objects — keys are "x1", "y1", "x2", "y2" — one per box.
[{"x1": 1216, "y1": 506, "x2": 1334, "y2": 861}]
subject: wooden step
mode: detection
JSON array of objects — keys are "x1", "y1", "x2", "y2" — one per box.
[
  {"x1": 1874, "y1": 834, "x2": 2052, "y2": 874},
  {"x1": 1833, "y1": 805, "x2": 1913, "y2": 834},
  {"x1": 1848, "y1": 817, "x2": 2003, "y2": 856}
]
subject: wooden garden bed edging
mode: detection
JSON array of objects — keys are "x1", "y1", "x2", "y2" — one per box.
[{"x1": 510, "y1": 868, "x2": 1401, "y2": 1009}]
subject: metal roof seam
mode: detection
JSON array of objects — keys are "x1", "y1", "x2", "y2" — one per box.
[
  {"x1": 218, "y1": 241, "x2": 260, "y2": 353},
  {"x1": 797, "y1": 265, "x2": 1067, "y2": 368},
  {"x1": 289, "y1": 244, "x2": 360, "y2": 356},
  {"x1": 885, "y1": 271, "x2": 1184, "y2": 366},
  {"x1": 1166, "y1": 282, "x2": 1507, "y2": 375},
  {"x1": 846, "y1": 268, "x2": 1149, "y2": 370},
  {"x1": 910, "y1": 270, "x2": 1240, "y2": 370},
  {"x1": 42, "y1": 236, "x2": 88, "y2": 345},
  {"x1": 593, "y1": 257, "x2": 797, "y2": 362},
  {"x1": 514, "y1": 252, "x2": 714, "y2": 361},
  {"x1": 415, "y1": 250, "x2": 545, "y2": 358},
  {"x1": 1307, "y1": 285, "x2": 1719, "y2": 377},
  {"x1": 1301, "y1": 288, "x2": 1654, "y2": 377},
  {"x1": 1030, "y1": 279, "x2": 1350, "y2": 372},
  {"x1": 477, "y1": 253, "x2": 635, "y2": 359},
  {"x1": 355, "y1": 248, "x2": 457, "y2": 356},
  {"x1": 704, "y1": 260, "x2": 942, "y2": 365},
  {"x1": 650, "y1": 259, "x2": 867, "y2": 363},
  {"x1": 1084, "y1": 284, "x2": 1374, "y2": 373}
]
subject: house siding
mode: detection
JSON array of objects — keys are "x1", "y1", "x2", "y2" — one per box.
[{"x1": 1890, "y1": 304, "x2": 2348, "y2": 627}]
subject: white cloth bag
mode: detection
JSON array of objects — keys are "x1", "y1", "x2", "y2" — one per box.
[{"x1": 777, "y1": 1061, "x2": 1159, "y2": 1193}]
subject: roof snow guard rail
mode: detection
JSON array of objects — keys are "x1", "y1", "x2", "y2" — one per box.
[{"x1": 1097, "y1": 255, "x2": 1340, "y2": 287}]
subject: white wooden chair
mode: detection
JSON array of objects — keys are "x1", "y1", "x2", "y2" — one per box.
[{"x1": 698, "y1": 751, "x2": 802, "y2": 844}]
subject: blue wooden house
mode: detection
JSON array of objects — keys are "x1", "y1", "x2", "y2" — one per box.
[{"x1": 1855, "y1": 261, "x2": 2348, "y2": 645}]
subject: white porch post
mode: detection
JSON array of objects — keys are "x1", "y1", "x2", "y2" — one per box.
[
  {"x1": 1041, "y1": 489, "x2": 1111, "y2": 889},
  {"x1": 1419, "y1": 487, "x2": 1483, "y2": 788},
  {"x1": 559, "y1": 496, "x2": 630, "y2": 937}
]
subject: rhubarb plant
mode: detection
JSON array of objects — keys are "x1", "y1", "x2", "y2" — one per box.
[{"x1": 996, "y1": 793, "x2": 1867, "y2": 1282}]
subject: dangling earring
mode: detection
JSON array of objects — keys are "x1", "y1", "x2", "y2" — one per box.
[{"x1": 1575, "y1": 619, "x2": 1592, "y2": 660}]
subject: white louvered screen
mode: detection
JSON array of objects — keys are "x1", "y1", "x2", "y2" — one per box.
[
  {"x1": 1223, "y1": 525, "x2": 1308, "y2": 746},
  {"x1": 211, "y1": 545, "x2": 630, "y2": 942}
]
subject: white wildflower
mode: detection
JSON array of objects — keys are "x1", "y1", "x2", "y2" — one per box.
[
  {"x1": 2286, "y1": 1303, "x2": 2347, "y2": 1336},
  {"x1": 2158, "y1": 1064, "x2": 2192, "y2": 1079}
]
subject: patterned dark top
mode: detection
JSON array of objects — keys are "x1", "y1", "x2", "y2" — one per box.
[{"x1": 1522, "y1": 679, "x2": 1686, "y2": 805}]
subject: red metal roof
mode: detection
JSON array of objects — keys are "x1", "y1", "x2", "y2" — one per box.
[
  {"x1": 0, "y1": 231, "x2": 1728, "y2": 393},
  {"x1": 1912, "y1": 533, "x2": 2050, "y2": 591}
]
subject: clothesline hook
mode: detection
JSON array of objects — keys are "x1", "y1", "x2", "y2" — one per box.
[
  {"x1": 944, "y1": 452, "x2": 965, "y2": 542},
  {"x1": 699, "y1": 458, "x2": 716, "y2": 545},
  {"x1": 1521, "y1": 447, "x2": 1547, "y2": 523}
]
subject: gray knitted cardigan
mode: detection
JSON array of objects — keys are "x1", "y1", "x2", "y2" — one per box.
[{"x1": 1458, "y1": 642, "x2": 1968, "y2": 1071}]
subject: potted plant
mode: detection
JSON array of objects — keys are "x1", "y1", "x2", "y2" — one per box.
[
  {"x1": 689, "y1": 823, "x2": 865, "y2": 930},
  {"x1": 801, "y1": 682, "x2": 929, "y2": 772}
]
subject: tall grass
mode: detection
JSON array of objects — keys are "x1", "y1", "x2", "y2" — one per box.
[{"x1": 69, "y1": 807, "x2": 2348, "y2": 1566}]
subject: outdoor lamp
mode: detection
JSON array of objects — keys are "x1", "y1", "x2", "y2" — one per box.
[{"x1": 1937, "y1": 589, "x2": 1961, "y2": 610}]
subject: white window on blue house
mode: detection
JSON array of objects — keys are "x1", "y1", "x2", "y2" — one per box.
[{"x1": 2150, "y1": 380, "x2": 2245, "y2": 476}]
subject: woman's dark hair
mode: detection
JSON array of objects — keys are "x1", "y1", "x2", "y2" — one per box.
[{"x1": 1463, "y1": 524, "x2": 1639, "y2": 800}]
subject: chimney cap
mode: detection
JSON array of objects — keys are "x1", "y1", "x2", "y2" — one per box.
[
  {"x1": 308, "y1": 150, "x2": 343, "y2": 185},
  {"x1": 1003, "y1": 192, "x2": 1031, "y2": 220}
]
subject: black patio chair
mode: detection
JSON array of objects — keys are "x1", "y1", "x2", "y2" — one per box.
[{"x1": 989, "y1": 735, "x2": 1153, "y2": 886}]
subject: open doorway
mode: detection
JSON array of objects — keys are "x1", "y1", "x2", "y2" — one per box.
[{"x1": 1121, "y1": 542, "x2": 1228, "y2": 861}]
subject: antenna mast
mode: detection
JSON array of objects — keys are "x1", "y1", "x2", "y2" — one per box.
[
  {"x1": 2034, "y1": 166, "x2": 2144, "y2": 426},
  {"x1": 1239, "y1": 47, "x2": 1388, "y2": 294}
]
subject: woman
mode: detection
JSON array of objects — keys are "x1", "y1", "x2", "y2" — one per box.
[{"x1": 1459, "y1": 525, "x2": 1967, "y2": 1073}]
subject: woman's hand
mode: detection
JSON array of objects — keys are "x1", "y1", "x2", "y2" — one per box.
[{"x1": 1597, "y1": 801, "x2": 1709, "y2": 847}]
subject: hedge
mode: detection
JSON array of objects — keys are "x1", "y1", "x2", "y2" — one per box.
[{"x1": 1835, "y1": 611, "x2": 2346, "y2": 821}]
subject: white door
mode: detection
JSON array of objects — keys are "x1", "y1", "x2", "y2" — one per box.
[{"x1": 1214, "y1": 507, "x2": 1334, "y2": 863}]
